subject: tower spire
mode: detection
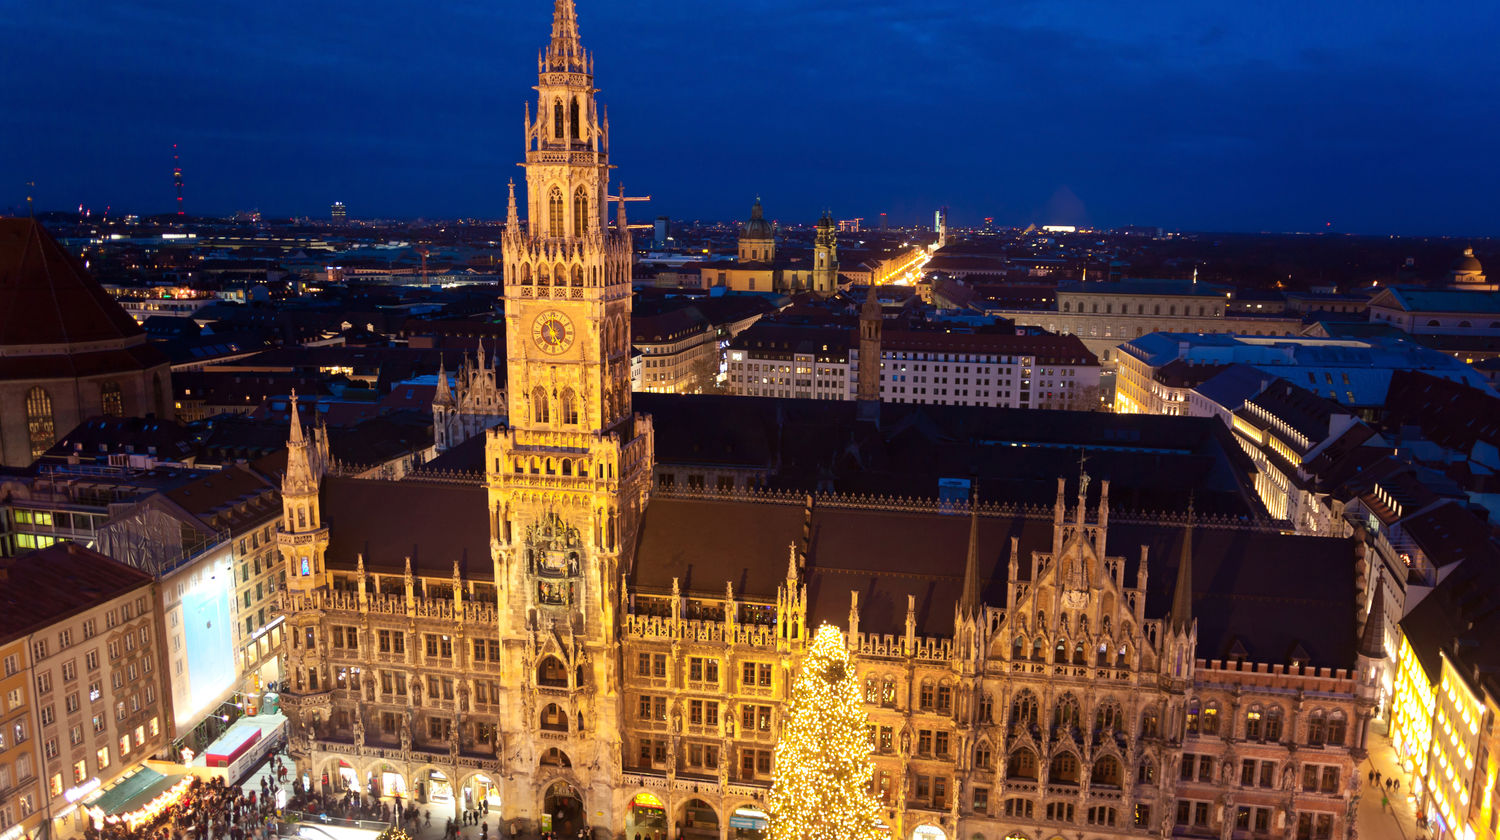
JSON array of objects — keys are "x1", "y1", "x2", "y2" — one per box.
[
  {"x1": 506, "y1": 179, "x2": 519, "y2": 230},
  {"x1": 435, "y1": 356, "x2": 453, "y2": 405},
  {"x1": 288, "y1": 388, "x2": 305, "y2": 445},
  {"x1": 1170, "y1": 496, "x2": 1195, "y2": 633},
  {"x1": 547, "y1": 0, "x2": 585, "y2": 71},
  {"x1": 1359, "y1": 576, "x2": 1388, "y2": 659},
  {"x1": 958, "y1": 491, "x2": 982, "y2": 620}
]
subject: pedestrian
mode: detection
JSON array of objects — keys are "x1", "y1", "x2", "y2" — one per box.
[
  {"x1": 1375, "y1": 770, "x2": 1382, "y2": 785},
  {"x1": 1381, "y1": 794, "x2": 1389, "y2": 811},
  {"x1": 1395, "y1": 779, "x2": 1401, "y2": 792},
  {"x1": 1368, "y1": 770, "x2": 1375, "y2": 786}
]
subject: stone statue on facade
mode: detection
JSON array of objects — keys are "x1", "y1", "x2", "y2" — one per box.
[{"x1": 352, "y1": 711, "x2": 365, "y2": 747}]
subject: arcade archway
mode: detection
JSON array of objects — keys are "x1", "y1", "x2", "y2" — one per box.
[
  {"x1": 680, "y1": 799, "x2": 719, "y2": 840},
  {"x1": 912, "y1": 825, "x2": 947, "y2": 840},
  {"x1": 542, "y1": 780, "x2": 585, "y2": 837}
]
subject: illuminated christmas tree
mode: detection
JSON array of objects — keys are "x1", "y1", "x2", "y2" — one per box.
[{"x1": 769, "y1": 624, "x2": 885, "y2": 840}]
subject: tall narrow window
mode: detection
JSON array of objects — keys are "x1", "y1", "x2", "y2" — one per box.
[
  {"x1": 572, "y1": 265, "x2": 584, "y2": 287},
  {"x1": 532, "y1": 387, "x2": 550, "y2": 424},
  {"x1": 520, "y1": 263, "x2": 532, "y2": 285},
  {"x1": 26, "y1": 387, "x2": 55, "y2": 459},
  {"x1": 100, "y1": 382, "x2": 124, "y2": 417},
  {"x1": 553, "y1": 99, "x2": 564, "y2": 139},
  {"x1": 548, "y1": 187, "x2": 564, "y2": 237},
  {"x1": 561, "y1": 388, "x2": 578, "y2": 425},
  {"x1": 554, "y1": 264, "x2": 567, "y2": 286},
  {"x1": 569, "y1": 98, "x2": 581, "y2": 140},
  {"x1": 573, "y1": 187, "x2": 589, "y2": 237}
]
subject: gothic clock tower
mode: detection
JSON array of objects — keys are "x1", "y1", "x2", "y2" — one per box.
[{"x1": 487, "y1": 0, "x2": 653, "y2": 813}]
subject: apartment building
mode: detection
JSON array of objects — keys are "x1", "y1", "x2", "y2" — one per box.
[{"x1": 0, "y1": 544, "x2": 170, "y2": 840}]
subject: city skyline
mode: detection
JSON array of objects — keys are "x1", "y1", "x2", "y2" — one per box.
[{"x1": 3, "y1": 0, "x2": 1499, "y2": 235}]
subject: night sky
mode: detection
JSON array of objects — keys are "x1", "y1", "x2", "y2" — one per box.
[{"x1": 4, "y1": 0, "x2": 1498, "y2": 233}]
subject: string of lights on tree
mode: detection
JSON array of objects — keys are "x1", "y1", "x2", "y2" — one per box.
[{"x1": 768, "y1": 624, "x2": 885, "y2": 840}]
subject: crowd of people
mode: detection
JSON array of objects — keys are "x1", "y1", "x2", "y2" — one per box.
[
  {"x1": 85, "y1": 773, "x2": 281, "y2": 840},
  {"x1": 80, "y1": 745, "x2": 589, "y2": 840}
]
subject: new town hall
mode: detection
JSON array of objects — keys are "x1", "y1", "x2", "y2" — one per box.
[{"x1": 274, "y1": 4, "x2": 1379, "y2": 840}]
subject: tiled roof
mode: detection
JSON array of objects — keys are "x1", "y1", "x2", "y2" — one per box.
[
  {"x1": 0, "y1": 218, "x2": 148, "y2": 347},
  {"x1": 0, "y1": 543, "x2": 155, "y2": 642}
]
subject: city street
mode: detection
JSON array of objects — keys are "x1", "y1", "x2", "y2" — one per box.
[{"x1": 1357, "y1": 721, "x2": 1423, "y2": 840}]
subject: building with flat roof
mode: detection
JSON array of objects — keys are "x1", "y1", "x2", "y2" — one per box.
[{"x1": 1115, "y1": 332, "x2": 1494, "y2": 417}]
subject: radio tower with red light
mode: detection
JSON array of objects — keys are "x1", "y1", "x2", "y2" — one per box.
[{"x1": 172, "y1": 144, "x2": 185, "y2": 216}]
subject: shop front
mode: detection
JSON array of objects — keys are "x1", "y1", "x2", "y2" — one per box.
[
  {"x1": 626, "y1": 792, "x2": 667, "y2": 840},
  {"x1": 462, "y1": 774, "x2": 502, "y2": 813},
  {"x1": 728, "y1": 808, "x2": 768, "y2": 840}
]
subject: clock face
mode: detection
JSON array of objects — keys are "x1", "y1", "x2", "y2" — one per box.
[{"x1": 531, "y1": 309, "x2": 575, "y2": 355}]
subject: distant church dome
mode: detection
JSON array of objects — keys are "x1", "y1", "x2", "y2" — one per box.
[
  {"x1": 1453, "y1": 246, "x2": 1484, "y2": 277},
  {"x1": 741, "y1": 197, "x2": 774, "y2": 241}
]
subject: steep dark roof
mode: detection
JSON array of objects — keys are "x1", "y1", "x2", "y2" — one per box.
[
  {"x1": 0, "y1": 218, "x2": 147, "y2": 347},
  {"x1": 321, "y1": 476, "x2": 490, "y2": 578},
  {"x1": 0, "y1": 543, "x2": 155, "y2": 642},
  {"x1": 633, "y1": 494, "x2": 1359, "y2": 667}
]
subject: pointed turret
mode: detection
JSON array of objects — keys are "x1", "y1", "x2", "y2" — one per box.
[
  {"x1": 1359, "y1": 577, "x2": 1387, "y2": 659},
  {"x1": 506, "y1": 179, "x2": 520, "y2": 232},
  {"x1": 958, "y1": 498, "x2": 982, "y2": 620},
  {"x1": 1170, "y1": 502, "x2": 1195, "y2": 634},
  {"x1": 288, "y1": 389, "x2": 305, "y2": 445},
  {"x1": 435, "y1": 356, "x2": 453, "y2": 406}
]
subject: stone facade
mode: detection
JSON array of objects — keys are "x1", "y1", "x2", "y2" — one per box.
[{"x1": 272, "y1": 6, "x2": 1374, "y2": 840}]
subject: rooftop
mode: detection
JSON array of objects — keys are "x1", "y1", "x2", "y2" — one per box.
[{"x1": 0, "y1": 543, "x2": 155, "y2": 642}]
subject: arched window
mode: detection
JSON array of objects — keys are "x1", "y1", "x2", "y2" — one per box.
[
  {"x1": 532, "y1": 387, "x2": 550, "y2": 424},
  {"x1": 1006, "y1": 748, "x2": 1037, "y2": 780},
  {"x1": 1427, "y1": 320, "x2": 1441, "y2": 327},
  {"x1": 520, "y1": 263, "x2": 532, "y2": 285},
  {"x1": 1202, "y1": 702, "x2": 1220, "y2": 735},
  {"x1": 549, "y1": 186, "x2": 565, "y2": 237},
  {"x1": 1306, "y1": 709, "x2": 1326, "y2": 745},
  {"x1": 1094, "y1": 700, "x2": 1122, "y2": 733},
  {"x1": 540, "y1": 703, "x2": 568, "y2": 732},
  {"x1": 864, "y1": 677, "x2": 879, "y2": 704},
  {"x1": 1326, "y1": 711, "x2": 1347, "y2": 746},
  {"x1": 1031, "y1": 638, "x2": 1045, "y2": 661},
  {"x1": 1072, "y1": 642, "x2": 1086, "y2": 665},
  {"x1": 26, "y1": 387, "x2": 55, "y2": 459},
  {"x1": 1265, "y1": 706, "x2": 1284, "y2": 741},
  {"x1": 537, "y1": 656, "x2": 568, "y2": 687},
  {"x1": 880, "y1": 678, "x2": 896, "y2": 706},
  {"x1": 100, "y1": 381, "x2": 124, "y2": 417},
  {"x1": 1244, "y1": 705, "x2": 1263, "y2": 740},
  {"x1": 1053, "y1": 694, "x2": 1080, "y2": 729},
  {"x1": 1091, "y1": 755, "x2": 1122, "y2": 787},
  {"x1": 573, "y1": 187, "x2": 589, "y2": 236},
  {"x1": 1140, "y1": 707, "x2": 1160, "y2": 738},
  {"x1": 1011, "y1": 636, "x2": 1024, "y2": 660},
  {"x1": 572, "y1": 265, "x2": 584, "y2": 287},
  {"x1": 553, "y1": 98, "x2": 564, "y2": 139},
  {"x1": 1186, "y1": 699, "x2": 1201, "y2": 734},
  {"x1": 554, "y1": 263, "x2": 566, "y2": 286},
  {"x1": 1010, "y1": 691, "x2": 1038, "y2": 726},
  {"x1": 1054, "y1": 639, "x2": 1067, "y2": 662},
  {"x1": 569, "y1": 97, "x2": 581, "y2": 140},
  {"x1": 561, "y1": 388, "x2": 578, "y2": 425},
  {"x1": 1049, "y1": 752, "x2": 1079, "y2": 784}
]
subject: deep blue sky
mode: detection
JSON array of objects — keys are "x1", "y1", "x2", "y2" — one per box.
[{"x1": 4, "y1": 0, "x2": 1498, "y2": 233}]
